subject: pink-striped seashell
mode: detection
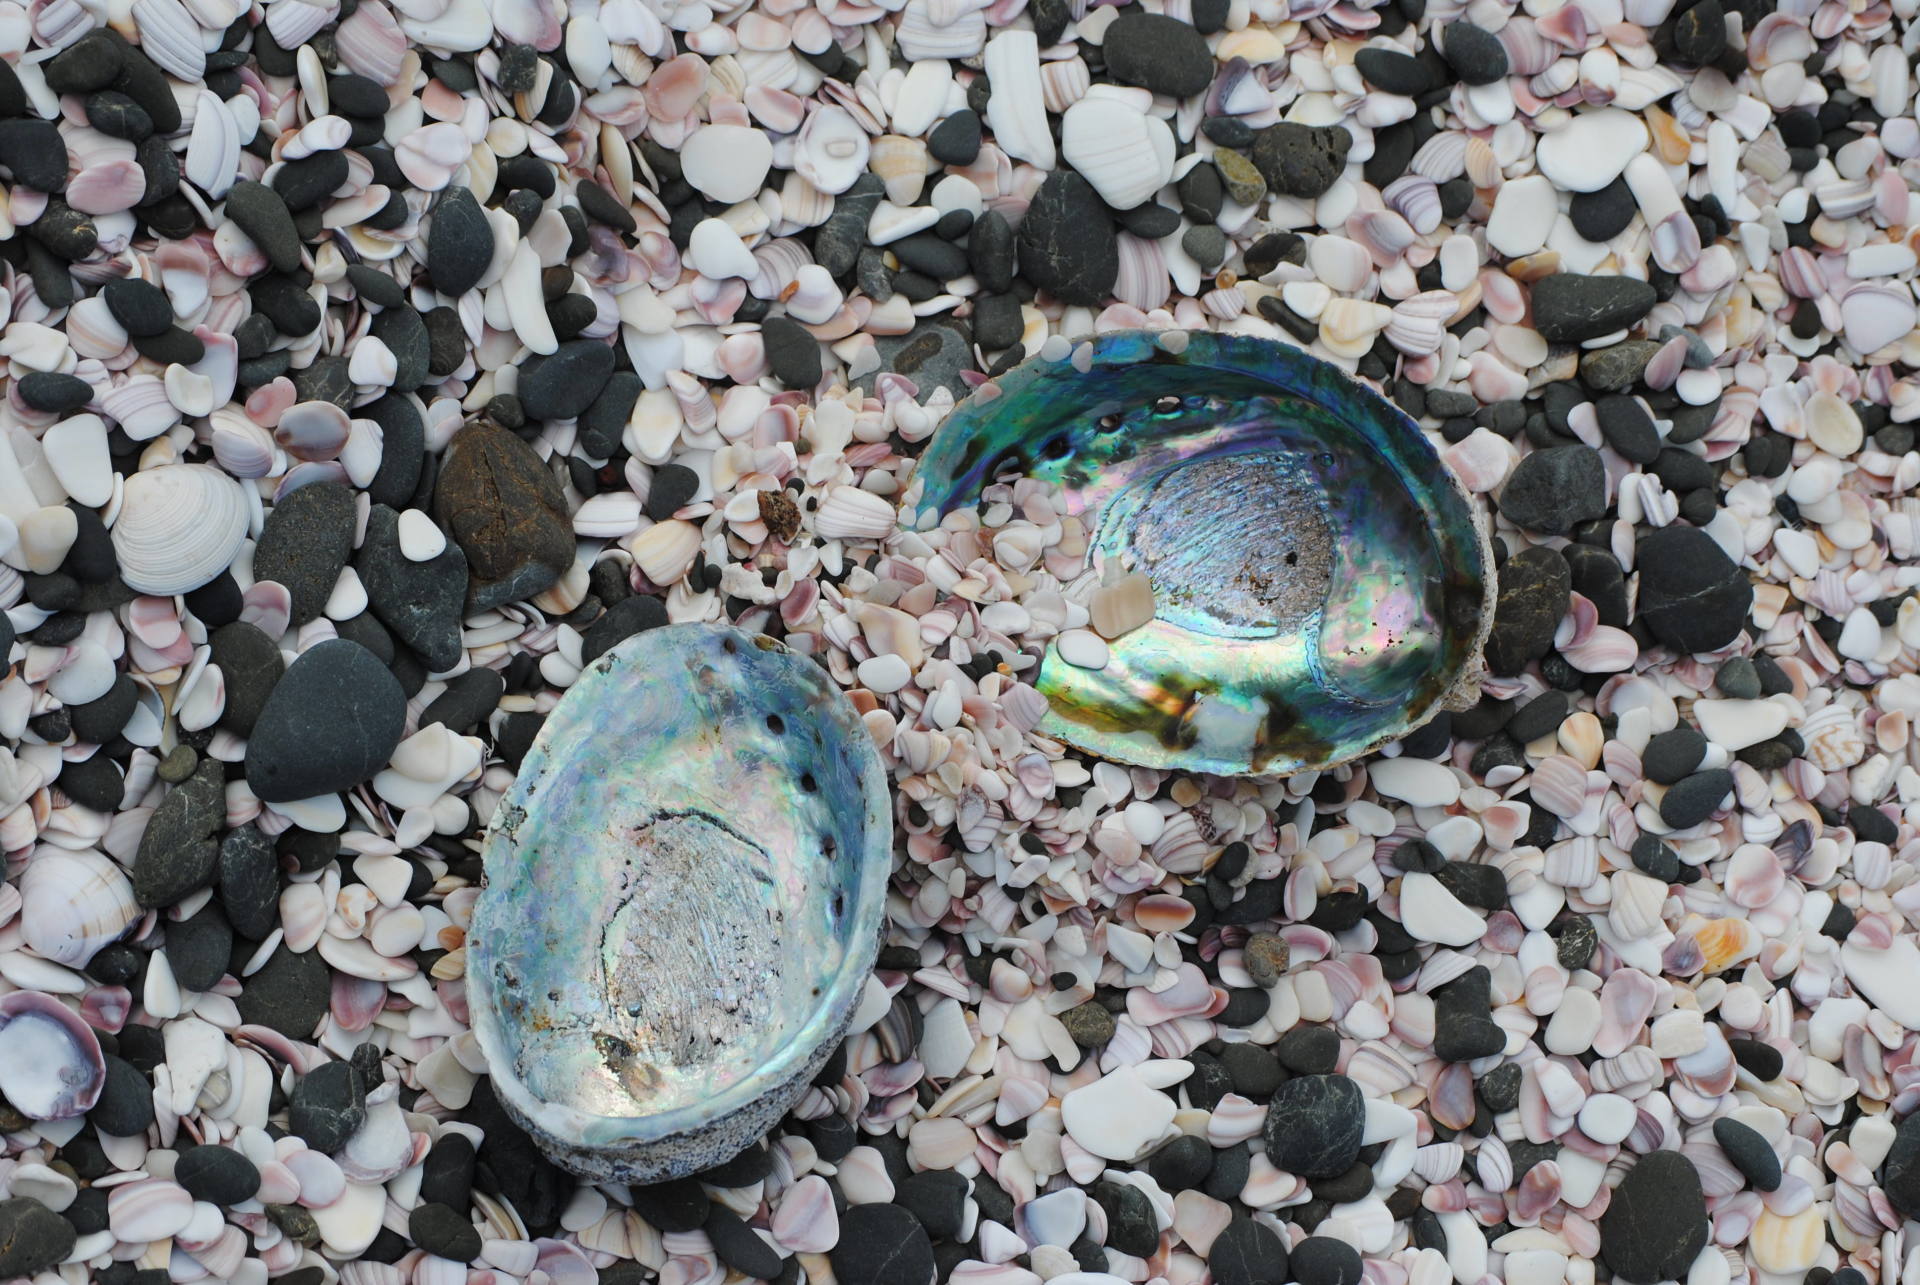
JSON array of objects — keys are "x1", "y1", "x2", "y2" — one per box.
[
  {"x1": 1429, "y1": 1061, "x2": 1477, "y2": 1130},
  {"x1": 109, "y1": 1177, "x2": 194, "y2": 1241},
  {"x1": 1515, "y1": 1159, "x2": 1562, "y2": 1220},
  {"x1": 275, "y1": 400, "x2": 353, "y2": 461},
  {"x1": 1114, "y1": 234, "x2": 1169, "y2": 312},
  {"x1": 1350, "y1": 208, "x2": 1416, "y2": 264},
  {"x1": 81, "y1": 985, "x2": 133, "y2": 1032},
  {"x1": 493, "y1": 0, "x2": 563, "y2": 48},
  {"x1": 101, "y1": 375, "x2": 183, "y2": 442},
  {"x1": 67, "y1": 161, "x2": 148, "y2": 215},
  {"x1": 395, "y1": 123, "x2": 473, "y2": 192},
  {"x1": 264, "y1": 0, "x2": 337, "y2": 50},
  {"x1": 31, "y1": 0, "x2": 93, "y2": 47},
  {"x1": 745, "y1": 84, "x2": 805, "y2": 134},
  {"x1": 330, "y1": 973, "x2": 386, "y2": 1031},
  {"x1": 1530, "y1": 756, "x2": 1591, "y2": 817},
  {"x1": 239, "y1": 580, "x2": 293, "y2": 640},
  {"x1": 285, "y1": 1147, "x2": 347, "y2": 1208},
  {"x1": 336, "y1": 0, "x2": 408, "y2": 83},
  {"x1": 132, "y1": 0, "x2": 207, "y2": 79},
  {"x1": 1382, "y1": 175, "x2": 1442, "y2": 234},
  {"x1": 282, "y1": 115, "x2": 353, "y2": 160},
  {"x1": 211, "y1": 414, "x2": 276, "y2": 478},
  {"x1": 1650, "y1": 210, "x2": 1701, "y2": 272},
  {"x1": 1499, "y1": 18, "x2": 1562, "y2": 75},
  {"x1": 1592, "y1": 968, "x2": 1660, "y2": 1057},
  {"x1": 1559, "y1": 625, "x2": 1637, "y2": 673}
]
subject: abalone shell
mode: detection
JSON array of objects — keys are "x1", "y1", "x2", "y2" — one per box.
[
  {"x1": 911, "y1": 330, "x2": 1493, "y2": 775},
  {"x1": 468, "y1": 624, "x2": 891, "y2": 1181}
]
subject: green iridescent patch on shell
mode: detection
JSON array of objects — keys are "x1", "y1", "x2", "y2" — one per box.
[
  {"x1": 468, "y1": 624, "x2": 892, "y2": 1182},
  {"x1": 912, "y1": 330, "x2": 1493, "y2": 776}
]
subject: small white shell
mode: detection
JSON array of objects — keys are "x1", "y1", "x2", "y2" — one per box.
[
  {"x1": 794, "y1": 105, "x2": 871, "y2": 197},
  {"x1": 109, "y1": 464, "x2": 251, "y2": 595}
]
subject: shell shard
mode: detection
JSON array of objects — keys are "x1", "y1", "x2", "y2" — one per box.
[
  {"x1": 911, "y1": 330, "x2": 1493, "y2": 776},
  {"x1": 468, "y1": 624, "x2": 891, "y2": 1182}
]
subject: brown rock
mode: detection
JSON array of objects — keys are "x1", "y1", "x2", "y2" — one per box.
[
  {"x1": 432, "y1": 419, "x2": 573, "y2": 610},
  {"x1": 758, "y1": 489, "x2": 801, "y2": 543}
]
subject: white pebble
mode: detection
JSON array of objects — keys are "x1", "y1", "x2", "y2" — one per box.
[
  {"x1": 1486, "y1": 175, "x2": 1557, "y2": 258},
  {"x1": 398, "y1": 510, "x2": 447, "y2": 561},
  {"x1": 679, "y1": 124, "x2": 773, "y2": 203},
  {"x1": 1535, "y1": 108, "x2": 1649, "y2": 192},
  {"x1": 1577, "y1": 1092, "x2": 1636, "y2": 1144},
  {"x1": 1055, "y1": 629, "x2": 1109, "y2": 671},
  {"x1": 1397, "y1": 872, "x2": 1486, "y2": 947},
  {"x1": 856, "y1": 653, "x2": 913, "y2": 693},
  {"x1": 1368, "y1": 757, "x2": 1459, "y2": 807}
]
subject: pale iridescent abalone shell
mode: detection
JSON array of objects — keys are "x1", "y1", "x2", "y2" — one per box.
[{"x1": 468, "y1": 624, "x2": 891, "y2": 1181}]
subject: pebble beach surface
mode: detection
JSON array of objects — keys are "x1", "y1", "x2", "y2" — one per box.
[{"x1": 0, "y1": 0, "x2": 1918, "y2": 1281}]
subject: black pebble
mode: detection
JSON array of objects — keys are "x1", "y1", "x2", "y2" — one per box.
[
  {"x1": 1292, "y1": 1236, "x2": 1364, "y2": 1285},
  {"x1": 1710, "y1": 1117, "x2": 1781, "y2": 1191},
  {"x1": 1210, "y1": 1217, "x2": 1289, "y2": 1285},
  {"x1": 290, "y1": 1060, "x2": 366, "y2": 1152},
  {"x1": 829, "y1": 1204, "x2": 936, "y2": 1285},
  {"x1": 175, "y1": 1145, "x2": 261, "y2": 1206},
  {"x1": 409, "y1": 1203, "x2": 482, "y2": 1262},
  {"x1": 762, "y1": 315, "x2": 824, "y2": 389},
  {"x1": 1642, "y1": 727, "x2": 1706, "y2": 783},
  {"x1": 1441, "y1": 22, "x2": 1508, "y2": 84},
  {"x1": 1660, "y1": 768, "x2": 1734, "y2": 828}
]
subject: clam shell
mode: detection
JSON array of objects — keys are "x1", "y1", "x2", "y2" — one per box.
[
  {"x1": 109, "y1": 464, "x2": 251, "y2": 596},
  {"x1": 909, "y1": 330, "x2": 1494, "y2": 776},
  {"x1": 468, "y1": 624, "x2": 891, "y2": 1182},
  {"x1": 0, "y1": 991, "x2": 107, "y2": 1119},
  {"x1": 794, "y1": 105, "x2": 870, "y2": 197},
  {"x1": 20, "y1": 849, "x2": 139, "y2": 967}
]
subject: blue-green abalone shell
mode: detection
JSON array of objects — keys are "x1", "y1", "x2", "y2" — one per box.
[
  {"x1": 468, "y1": 624, "x2": 891, "y2": 1182},
  {"x1": 912, "y1": 330, "x2": 1492, "y2": 776}
]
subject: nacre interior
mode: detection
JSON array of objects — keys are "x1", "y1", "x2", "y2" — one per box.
[
  {"x1": 469, "y1": 624, "x2": 892, "y2": 1181},
  {"x1": 912, "y1": 330, "x2": 1494, "y2": 776}
]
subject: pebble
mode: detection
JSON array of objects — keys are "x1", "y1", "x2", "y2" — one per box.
[
  {"x1": 358, "y1": 506, "x2": 469, "y2": 671},
  {"x1": 1659, "y1": 769, "x2": 1735, "y2": 828},
  {"x1": 1262, "y1": 1074, "x2": 1364, "y2": 1178},
  {"x1": 1211, "y1": 1217, "x2": 1290, "y2": 1285},
  {"x1": 1440, "y1": 22, "x2": 1508, "y2": 84},
  {"x1": 410, "y1": 1202, "x2": 482, "y2": 1262},
  {"x1": 1711, "y1": 1117, "x2": 1781, "y2": 1192},
  {"x1": 1599, "y1": 1152, "x2": 1708, "y2": 1284},
  {"x1": 1634, "y1": 527, "x2": 1753, "y2": 653},
  {"x1": 1530, "y1": 274, "x2": 1658, "y2": 342},
  {"x1": 253, "y1": 481, "x2": 357, "y2": 627},
  {"x1": 1252, "y1": 124, "x2": 1353, "y2": 199},
  {"x1": 1498, "y1": 446, "x2": 1607, "y2": 535},
  {"x1": 0, "y1": 1198, "x2": 77, "y2": 1277},
  {"x1": 175, "y1": 1146, "x2": 261, "y2": 1206},
  {"x1": 1291, "y1": 1236, "x2": 1364, "y2": 1285},
  {"x1": 290, "y1": 1060, "x2": 367, "y2": 1152},
  {"x1": 426, "y1": 186, "x2": 494, "y2": 296},
  {"x1": 1017, "y1": 172, "x2": 1119, "y2": 306},
  {"x1": 243, "y1": 640, "x2": 406, "y2": 803},
  {"x1": 1101, "y1": 14, "x2": 1215, "y2": 98},
  {"x1": 434, "y1": 419, "x2": 575, "y2": 610},
  {"x1": 829, "y1": 1204, "x2": 935, "y2": 1285}
]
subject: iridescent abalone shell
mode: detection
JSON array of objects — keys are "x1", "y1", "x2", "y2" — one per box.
[
  {"x1": 468, "y1": 625, "x2": 891, "y2": 1182},
  {"x1": 911, "y1": 330, "x2": 1493, "y2": 776}
]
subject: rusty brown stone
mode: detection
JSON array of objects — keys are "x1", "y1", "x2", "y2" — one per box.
[
  {"x1": 758, "y1": 489, "x2": 801, "y2": 543},
  {"x1": 432, "y1": 418, "x2": 573, "y2": 611}
]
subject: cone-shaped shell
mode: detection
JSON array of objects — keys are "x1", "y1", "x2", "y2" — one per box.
[
  {"x1": 910, "y1": 330, "x2": 1494, "y2": 776},
  {"x1": 468, "y1": 624, "x2": 892, "y2": 1182}
]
